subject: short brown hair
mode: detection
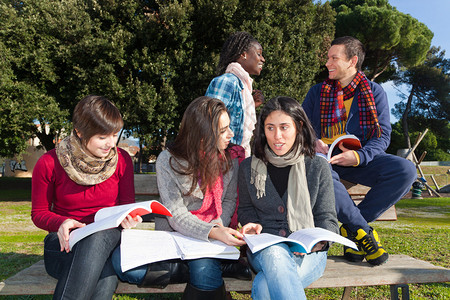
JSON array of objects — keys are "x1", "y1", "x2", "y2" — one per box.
[
  {"x1": 72, "y1": 95, "x2": 123, "y2": 145},
  {"x1": 331, "y1": 36, "x2": 365, "y2": 70}
]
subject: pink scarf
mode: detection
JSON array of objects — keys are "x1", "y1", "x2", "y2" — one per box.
[{"x1": 190, "y1": 174, "x2": 224, "y2": 223}]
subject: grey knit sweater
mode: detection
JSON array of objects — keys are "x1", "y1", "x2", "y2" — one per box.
[
  {"x1": 154, "y1": 150, "x2": 239, "y2": 241},
  {"x1": 238, "y1": 155, "x2": 338, "y2": 237}
]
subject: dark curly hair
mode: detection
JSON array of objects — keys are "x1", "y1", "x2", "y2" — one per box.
[{"x1": 216, "y1": 31, "x2": 259, "y2": 75}]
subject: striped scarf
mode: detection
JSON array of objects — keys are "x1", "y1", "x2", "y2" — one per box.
[{"x1": 320, "y1": 71, "x2": 382, "y2": 141}]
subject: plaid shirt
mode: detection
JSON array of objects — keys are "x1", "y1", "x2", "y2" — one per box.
[{"x1": 205, "y1": 73, "x2": 244, "y2": 145}]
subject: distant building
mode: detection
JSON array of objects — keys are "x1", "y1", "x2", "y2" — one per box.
[{"x1": 0, "y1": 129, "x2": 139, "y2": 177}]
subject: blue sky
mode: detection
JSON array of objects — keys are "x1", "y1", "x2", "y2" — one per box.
[{"x1": 382, "y1": 0, "x2": 450, "y2": 122}]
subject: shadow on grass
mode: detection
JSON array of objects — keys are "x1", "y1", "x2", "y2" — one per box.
[{"x1": 0, "y1": 252, "x2": 43, "y2": 281}]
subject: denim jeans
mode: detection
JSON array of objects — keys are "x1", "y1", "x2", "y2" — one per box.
[
  {"x1": 112, "y1": 246, "x2": 223, "y2": 290},
  {"x1": 247, "y1": 242, "x2": 327, "y2": 300},
  {"x1": 44, "y1": 228, "x2": 121, "y2": 300}
]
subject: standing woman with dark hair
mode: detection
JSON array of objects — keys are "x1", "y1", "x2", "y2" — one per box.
[
  {"x1": 205, "y1": 31, "x2": 265, "y2": 158},
  {"x1": 113, "y1": 96, "x2": 246, "y2": 299},
  {"x1": 31, "y1": 95, "x2": 140, "y2": 300},
  {"x1": 238, "y1": 96, "x2": 338, "y2": 300}
]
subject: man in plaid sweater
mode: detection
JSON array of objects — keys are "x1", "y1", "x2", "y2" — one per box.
[{"x1": 302, "y1": 36, "x2": 416, "y2": 265}]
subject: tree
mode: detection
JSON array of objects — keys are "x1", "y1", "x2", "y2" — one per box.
[
  {"x1": 330, "y1": 0, "x2": 433, "y2": 82},
  {"x1": 390, "y1": 47, "x2": 450, "y2": 159},
  {"x1": 1, "y1": 0, "x2": 335, "y2": 160}
]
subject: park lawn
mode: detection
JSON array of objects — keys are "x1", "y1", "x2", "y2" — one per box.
[{"x1": 0, "y1": 197, "x2": 449, "y2": 299}]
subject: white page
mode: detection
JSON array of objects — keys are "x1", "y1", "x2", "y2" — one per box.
[
  {"x1": 243, "y1": 233, "x2": 308, "y2": 253},
  {"x1": 94, "y1": 201, "x2": 154, "y2": 222},
  {"x1": 69, "y1": 210, "x2": 125, "y2": 250},
  {"x1": 120, "y1": 229, "x2": 181, "y2": 272},
  {"x1": 289, "y1": 227, "x2": 357, "y2": 251},
  {"x1": 170, "y1": 232, "x2": 240, "y2": 260}
]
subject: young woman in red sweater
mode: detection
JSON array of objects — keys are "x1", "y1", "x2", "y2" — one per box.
[{"x1": 31, "y1": 95, "x2": 140, "y2": 300}]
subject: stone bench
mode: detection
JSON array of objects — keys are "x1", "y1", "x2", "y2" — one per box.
[{"x1": 1, "y1": 255, "x2": 448, "y2": 300}]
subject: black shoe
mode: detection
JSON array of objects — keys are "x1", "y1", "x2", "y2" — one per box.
[
  {"x1": 138, "y1": 259, "x2": 189, "y2": 288},
  {"x1": 220, "y1": 259, "x2": 253, "y2": 281},
  {"x1": 340, "y1": 224, "x2": 365, "y2": 262},
  {"x1": 355, "y1": 227, "x2": 389, "y2": 266},
  {"x1": 182, "y1": 282, "x2": 226, "y2": 300}
]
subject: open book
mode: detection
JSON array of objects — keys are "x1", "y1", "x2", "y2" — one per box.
[
  {"x1": 316, "y1": 134, "x2": 362, "y2": 161},
  {"x1": 120, "y1": 229, "x2": 240, "y2": 272},
  {"x1": 244, "y1": 227, "x2": 357, "y2": 254},
  {"x1": 68, "y1": 200, "x2": 172, "y2": 250}
]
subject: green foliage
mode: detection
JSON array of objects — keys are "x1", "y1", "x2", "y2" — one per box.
[
  {"x1": 0, "y1": 0, "x2": 335, "y2": 157},
  {"x1": 390, "y1": 47, "x2": 450, "y2": 158},
  {"x1": 387, "y1": 121, "x2": 450, "y2": 161},
  {"x1": 330, "y1": 0, "x2": 433, "y2": 82}
]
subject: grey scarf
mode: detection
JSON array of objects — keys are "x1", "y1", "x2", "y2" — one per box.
[{"x1": 250, "y1": 146, "x2": 314, "y2": 231}]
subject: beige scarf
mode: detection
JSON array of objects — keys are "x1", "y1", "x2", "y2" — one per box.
[
  {"x1": 55, "y1": 133, "x2": 118, "y2": 186},
  {"x1": 225, "y1": 62, "x2": 256, "y2": 157},
  {"x1": 250, "y1": 146, "x2": 314, "y2": 231}
]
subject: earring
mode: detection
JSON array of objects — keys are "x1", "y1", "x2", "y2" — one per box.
[{"x1": 244, "y1": 56, "x2": 247, "y2": 59}]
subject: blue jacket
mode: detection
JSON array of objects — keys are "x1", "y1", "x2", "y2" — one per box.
[
  {"x1": 302, "y1": 81, "x2": 392, "y2": 167},
  {"x1": 205, "y1": 73, "x2": 245, "y2": 145}
]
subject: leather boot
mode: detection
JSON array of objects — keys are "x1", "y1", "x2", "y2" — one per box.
[
  {"x1": 220, "y1": 258, "x2": 253, "y2": 280},
  {"x1": 138, "y1": 259, "x2": 189, "y2": 288},
  {"x1": 182, "y1": 282, "x2": 227, "y2": 300}
]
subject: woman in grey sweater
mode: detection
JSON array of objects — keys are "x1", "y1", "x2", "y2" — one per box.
[{"x1": 238, "y1": 96, "x2": 338, "y2": 300}]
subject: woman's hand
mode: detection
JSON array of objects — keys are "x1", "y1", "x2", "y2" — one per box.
[
  {"x1": 120, "y1": 214, "x2": 143, "y2": 229},
  {"x1": 240, "y1": 222, "x2": 262, "y2": 235},
  {"x1": 209, "y1": 226, "x2": 246, "y2": 246},
  {"x1": 252, "y1": 90, "x2": 265, "y2": 108},
  {"x1": 57, "y1": 219, "x2": 86, "y2": 253},
  {"x1": 311, "y1": 241, "x2": 327, "y2": 252}
]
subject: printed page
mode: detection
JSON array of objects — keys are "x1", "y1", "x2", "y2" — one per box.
[
  {"x1": 120, "y1": 229, "x2": 181, "y2": 272},
  {"x1": 170, "y1": 232, "x2": 240, "y2": 260}
]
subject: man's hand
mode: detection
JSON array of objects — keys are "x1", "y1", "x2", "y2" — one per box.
[
  {"x1": 328, "y1": 143, "x2": 358, "y2": 166},
  {"x1": 57, "y1": 219, "x2": 86, "y2": 253},
  {"x1": 315, "y1": 139, "x2": 329, "y2": 155}
]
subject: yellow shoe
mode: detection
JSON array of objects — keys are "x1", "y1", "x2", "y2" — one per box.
[
  {"x1": 355, "y1": 228, "x2": 389, "y2": 265},
  {"x1": 340, "y1": 225, "x2": 364, "y2": 262}
]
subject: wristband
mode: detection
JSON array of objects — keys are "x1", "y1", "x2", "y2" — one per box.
[{"x1": 352, "y1": 150, "x2": 360, "y2": 167}]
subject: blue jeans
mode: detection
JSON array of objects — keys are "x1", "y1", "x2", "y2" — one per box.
[
  {"x1": 332, "y1": 152, "x2": 416, "y2": 232},
  {"x1": 247, "y1": 243, "x2": 327, "y2": 300},
  {"x1": 112, "y1": 247, "x2": 223, "y2": 290},
  {"x1": 44, "y1": 228, "x2": 121, "y2": 300}
]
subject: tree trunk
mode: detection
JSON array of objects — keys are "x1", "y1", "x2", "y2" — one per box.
[
  {"x1": 401, "y1": 84, "x2": 417, "y2": 149},
  {"x1": 137, "y1": 142, "x2": 143, "y2": 173},
  {"x1": 35, "y1": 131, "x2": 56, "y2": 151}
]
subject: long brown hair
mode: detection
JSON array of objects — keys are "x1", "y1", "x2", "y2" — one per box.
[{"x1": 168, "y1": 96, "x2": 232, "y2": 195}]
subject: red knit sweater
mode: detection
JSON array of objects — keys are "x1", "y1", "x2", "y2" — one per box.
[{"x1": 31, "y1": 148, "x2": 135, "y2": 232}]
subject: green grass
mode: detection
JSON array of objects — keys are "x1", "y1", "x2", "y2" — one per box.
[{"x1": 0, "y1": 194, "x2": 449, "y2": 299}]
